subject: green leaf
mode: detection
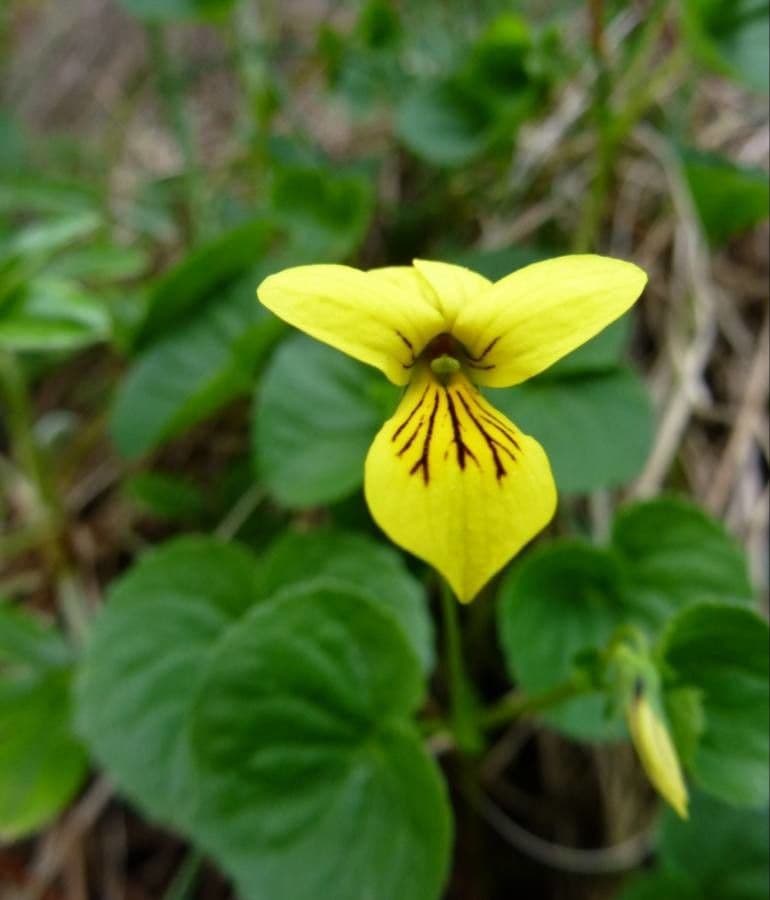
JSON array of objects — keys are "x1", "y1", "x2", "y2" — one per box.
[
  {"x1": 683, "y1": 0, "x2": 769, "y2": 92},
  {"x1": 254, "y1": 335, "x2": 396, "y2": 506},
  {"x1": 255, "y1": 529, "x2": 434, "y2": 672},
  {"x1": 125, "y1": 471, "x2": 206, "y2": 521},
  {"x1": 116, "y1": 0, "x2": 235, "y2": 21},
  {"x1": 489, "y1": 365, "x2": 652, "y2": 494},
  {"x1": 498, "y1": 542, "x2": 627, "y2": 740},
  {"x1": 190, "y1": 583, "x2": 451, "y2": 900},
  {"x1": 396, "y1": 79, "x2": 494, "y2": 166},
  {"x1": 135, "y1": 219, "x2": 274, "y2": 348},
  {"x1": 545, "y1": 318, "x2": 630, "y2": 377},
  {"x1": 619, "y1": 872, "x2": 702, "y2": 900},
  {"x1": 497, "y1": 498, "x2": 756, "y2": 742},
  {"x1": 623, "y1": 793, "x2": 769, "y2": 900},
  {"x1": 682, "y1": 149, "x2": 769, "y2": 244},
  {"x1": 664, "y1": 686, "x2": 706, "y2": 769},
  {"x1": 612, "y1": 497, "x2": 754, "y2": 627},
  {"x1": 48, "y1": 243, "x2": 149, "y2": 283},
  {"x1": 356, "y1": 0, "x2": 403, "y2": 50},
  {"x1": 269, "y1": 165, "x2": 374, "y2": 259},
  {"x1": 0, "y1": 277, "x2": 111, "y2": 352},
  {"x1": 76, "y1": 537, "x2": 261, "y2": 827},
  {"x1": 465, "y1": 13, "x2": 533, "y2": 99},
  {"x1": 110, "y1": 272, "x2": 283, "y2": 458},
  {"x1": 0, "y1": 176, "x2": 98, "y2": 217},
  {"x1": 657, "y1": 793, "x2": 769, "y2": 900},
  {"x1": 0, "y1": 114, "x2": 26, "y2": 172},
  {"x1": 0, "y1": 605, "x2": 86, "y2": 839},
  {"x1": 76, "y1": 529, "x2": 433, "y2": 841},
  {"x1": 661, "y1": 604, "x2": 769, "y2": 807},
  {"x1": 0, "y1": 604, "x2": 71, "y2": 670},
  {"x1": 6, "y1": 211, "x2": 101, "y2": 259},
  {"x1": 0, "y1": 315, "x2": 101, "y2": 352}
]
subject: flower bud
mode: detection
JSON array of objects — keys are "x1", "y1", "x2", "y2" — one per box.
[{"x1": 628, "y1": 681, "x2": 689, "y2": 819}]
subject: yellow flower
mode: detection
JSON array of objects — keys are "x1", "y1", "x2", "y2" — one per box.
[
  {"x1": 628, "y1": 687, "x2": 689, "y2": 819},
  {"x1": 257, "y1": 255, "x2": 646, "y2": 602}
]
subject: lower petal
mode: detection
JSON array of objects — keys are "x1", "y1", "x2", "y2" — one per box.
[{"x1": 364, "y1": 368, "x2": 557, "y2": 602}]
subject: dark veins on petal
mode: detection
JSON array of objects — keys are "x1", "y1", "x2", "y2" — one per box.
[
  {"x1": 396, "y1": 331, "x2": 417, "y2": 369},
  {"x1": 391, "y1": 383, "x2": 518, "y2": 484}
]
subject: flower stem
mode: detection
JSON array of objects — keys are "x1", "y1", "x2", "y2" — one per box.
[
  {"x1": 481, "y1": 677, "x2": 590, "y2": 731},
  {"x1": 439, "y1": 580, "x2": 483, "y2": 754}
]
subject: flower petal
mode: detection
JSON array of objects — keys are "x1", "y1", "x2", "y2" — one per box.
[
  {"x1": 412, "y1": 259, "x2": 491, "y2": 329},
  {"x1": 364, "y1": 367, "x2": 556, "y2": 602},
  {"x1": 258, "y1": 264, "x2": 445, "y2": 385},
  {"x1": 452, "y1": 255, "x2": 647, "y2": 387}
]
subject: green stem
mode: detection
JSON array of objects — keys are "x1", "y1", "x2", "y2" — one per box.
[
  {"x1": 233, "y1": 0, "x2": 274, "y2": 148},
  {"x1": 0, "y1": 351, "x2": 62, "y2": 540},
  {"x1": 0, "y1": 351, "x2": 92, "y2": 642},
  {"x1": 481, "y1": 678, "x2": 590, "y2": 731},
  {"x1": 163, "y1": 849, "x2": 203, "y2": 900},
  {"x1": 439, "y1": 581, "x2": 483, "y2": 754},
  {"x1": 613, "y1": 0, "x2": 670, "y2": 105},
  {"x1": 575, "y1": 2, "x2": 685, "y2": 252},
  {"x1": 611, "y1": 46, "x2": 688, "y2": 144},
  {"x1": 146, "y1": 23, "x2": 202, "y2": 241},
  {"x1": 574, "y1": 0, "x2": 614, "y2": 253},
  {"x1": 422, "y1": 676, "x2": 591, "y2": 747}
]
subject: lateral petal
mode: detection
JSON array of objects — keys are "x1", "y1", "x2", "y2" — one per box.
[
  {"x1": 452, "y1": 255, "x2": 647, "y2": 387},
  {"x1": 258, "y1": 264, "x2": 445, "y2": 385},
  {"x1": 364, "y1": 367, "x2": 556, "y2": 602}
]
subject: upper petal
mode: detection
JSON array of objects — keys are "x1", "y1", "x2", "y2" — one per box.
[
  {"x1": 412, "y1": 259, "x2": 491, "y2": 329},
  {"x1": 257, "y1": 264, "x2": 445, "y2": 385},
  {"x1": 364, "y1": 367, "x2": 556, "y2": 602},
  {"x1": 452, "y1": 255, "x2": 647, "y2": 387}
]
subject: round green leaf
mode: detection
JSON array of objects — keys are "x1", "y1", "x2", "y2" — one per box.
[
  {"x1": 396, "y1": 80, "x2": 493, "y2": 167},
  {"x1": 111, "y1": 276, "x2": 283, "y2": 458},
  {"x1": 683, "y1": 0, "x2": 769, "y2": 92},
  {"x1": 489, "y1": 366, "x2": 653, "y2": 494},
  {"x1": 255, "y1": 529, "x2": 434, "y2": 671},
  {"x1": 76, "y1": 537, "x2": 260, "y2": 827},
  {"x1": 254, "y1": 335, "x2": 396, "y2": 507},
  {"x1": 190, "y1": 584, "x2": 451, "y2": 900},
  {"x1": 682, "y1": 149, "x2": 770, "y2": 245},
  {"x1": 661, "y1": 604, "x2": 769, "y2": 807},
  {"x1": 0, "y1": 607, "x2": 85, "y2": 840},
  {"x1": 497, "y1": 499, "x2": 757, "y2": 743},
  {"x1": 612, "y1": 497, "x2": 754, "y2": 628},
  {"x1": 658, "y1": 792, "x2": 769, "y2": 900},
  {"x1": 498, "y1": 542, "x2": 627, "y2": 741},
  {"x1": 269, "y1": 165, "x2": 374, "y2": 259}
]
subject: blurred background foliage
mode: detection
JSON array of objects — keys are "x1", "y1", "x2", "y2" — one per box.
[{"x1": 0, "y1": 0, "x2": 768, "y2": 898}]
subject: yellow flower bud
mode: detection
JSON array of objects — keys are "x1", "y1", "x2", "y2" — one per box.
[{"x1": 628, "y1": 687, "x2": 689, "y2": 819}]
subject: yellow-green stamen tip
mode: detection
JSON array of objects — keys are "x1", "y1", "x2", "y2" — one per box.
[{"x1": 430, "y1": 354, "x2": 461, "y2": 377}]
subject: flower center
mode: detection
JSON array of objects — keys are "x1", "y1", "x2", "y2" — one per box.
[
  {"x1": 423, "y1": 332, "x2": 471, "y2": 381},
  {"x1": 423, "y1": 332, "x2": 461, "y2": 380}
]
